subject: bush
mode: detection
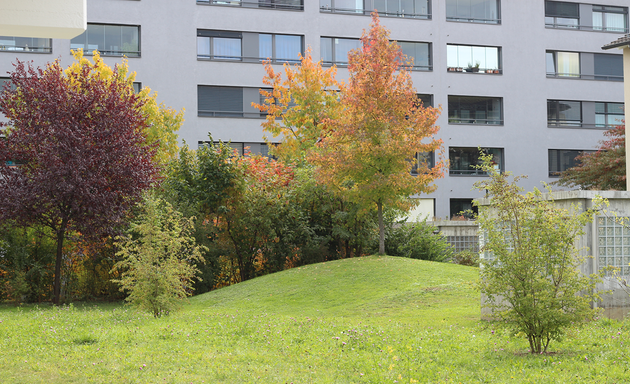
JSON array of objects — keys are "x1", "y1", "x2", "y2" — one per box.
[
  {"x1": 450, "y1": 250, "x2": 479, "y2": 267},
  {"x1": 475, "y1": 153, "x2": 600, "y2": 354},
  {"x1": 113, "y1": 194, "x2": 206, "y2": 317},
  {"x1": 385, "y1": 220, "x2": 453, "y2": 262}
]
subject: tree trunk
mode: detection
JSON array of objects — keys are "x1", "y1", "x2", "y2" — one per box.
[
  {"x1": 378, "y1": 200, "x2": 384, "y2": 255},
  {"x1": 53, "y1": 228, "x2": 65, "y2": 305}
]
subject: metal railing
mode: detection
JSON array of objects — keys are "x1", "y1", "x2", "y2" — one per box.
[
  {"x1": 319, "y1": 6, "x2": 430, "y2": 19},
  {"x1": 448, "y1": 118, "x2": 503, "y2": 125},
  {"x1": 197, "y1": 0, "x2": 304, "y2": 10},
  {"x1": 0, "y1": 45, "x2": 52, "y2": 53},
  {"x1": 197, "y1": 54, "x2": 301, "y2": 64},
  {"x1": 547, "y1": 72, "x2": 623, "y2": 82},
  {"x1": 545, "y1": 22, "x2": 629, "y2": 33},
  {"x1": 322, "y1": 60, "x2": 432, "y2": 71},
  {"x1": 446, "y1": 16, "x2": 500, "y2": 24},
  {"x1": 447, "y1": 67, "x2": 502, "y2": 74}
]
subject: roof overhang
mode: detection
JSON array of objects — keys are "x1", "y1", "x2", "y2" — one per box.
[
  {"x1": 0, "y1": 0, "x2": 86, "y2": 39},
  {"x1": 602, "y1": 34, "x2": 630, "y2": 50}
]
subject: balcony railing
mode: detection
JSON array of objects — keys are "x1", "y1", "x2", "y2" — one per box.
[
  {"x1": 545, "y1": 22, "x2": 629, "y2": 33},
  {"x1": 546, "y1": 72, "x2": 623, "y2": 81},
  {"x1": 448, "y1": 118, "x2": 503, "y2": 125},
  {"x1": 319, "y1": 5, "x2": 430, "y2": 19},
  {"x1": 323, "y1": 60, "x2": 431, "y2": 71},
  {"x1": 447, "y1": 67, "x2": 502, "y2": 74},
  {"x1": 446, "y1": 16, "x2": 500, "y2": 24},
  {"x1": 197, "y1": 54, "x2": 301, "y2": 64},
  {"x1": 197, "y1": 0, "x2": 304, "y2": 10}
]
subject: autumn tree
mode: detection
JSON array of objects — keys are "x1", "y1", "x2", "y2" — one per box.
[
  {"x1": 0, "y1": 59, "x2": 159, "y2": 304},
  {"x1": 66, "y1": 50, "x2": 183, "y2": 168},
  {"x1": 310, "y1": 13, "x2": 445, "y2": 255},
  {"x1": 254, "y1": 49, "x2": 342, "y2": 164},
  {"x1": 555, "y1": 124, "x2": 625, "y2": 190}
]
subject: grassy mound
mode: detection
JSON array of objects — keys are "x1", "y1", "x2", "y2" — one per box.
[
  {"x1": 192, "y1": 255, "x2": 479, "y2": 323},
  {"x1": 1, "y1": 256, "x2": 628, "y2": 383}
]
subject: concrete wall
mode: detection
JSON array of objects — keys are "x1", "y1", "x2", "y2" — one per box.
[{"x1": 479, "y1": 191, "x2": 630, "y2": 320}]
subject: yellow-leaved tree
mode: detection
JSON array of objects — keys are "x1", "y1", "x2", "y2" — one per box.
[
  {"x1": 65, "y1": 50, "x2": 183, "y2": 169},
  {"x1": 253, "y1": 49, "x2": 342, "y2": 165},
  {"x1": 310, "y1": 13, "x2": 446, "y2": 255}
]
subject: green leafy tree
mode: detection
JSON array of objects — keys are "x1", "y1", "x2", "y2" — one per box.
[
  {"x1": 555, "y1": 124, "x2": 625, "y2": 190},
  {"x1": 475, "y1": 154, "x2": 600, "y2": 354},
  {"x1": 310, "y1": 13, "x2": 446, "y2": 255},
  {"x1": 113, "y1": 195, "x2": 206, "y2": 317}
]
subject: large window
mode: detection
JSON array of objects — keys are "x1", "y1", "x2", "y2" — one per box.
[
  {"x1": 71, "y1": 24, "x2": 140, "y2": 57},
  {"x1": 446, "y1": 44, "x2": 501, "y2": 73},
  {"x1": 198, "y1": 141, "x2": 276, "y2": 157},
  {"x1": 546, "y1": 51, "x2": 622, "y2": 81},
  {"x1": 198, "y1": 30, "x2": 303, "y2": 63},
  {"x1": 446, "y1": 0, "x2": 500, "y2": 24},
  {"x1": 546, "y1": 51, "x2": 580, "y2": 78},
  {"x1": 449, "y1": 147, "x2": 503, "y2": 175},
  {"x1": 398, "y1": 41, "x2": 431, "y2": 70},
  {"x1": 450, "y1": 199, "x2": 478, "y2": 219},
  {"x1": 411, "y1": 151, "x2": 434, "y2": 175},
  {"x1": 448, "y1": 96, "x2": 503, "y2": 125},
  {"x1": 321, "y1": 37, "x2": 360, "y2": 66},
  {"x1": 198, "y1": 86, "x2": 269, "y2": 117},
  {"x1": 545, "y1": 1, "x2": 579, "y2": 28},
  {"x1": 0, "y1": 36, "x2": 51, "y2": 53},
  {"x1": 319, "y1": 0, "x2": 430, "y2": 19},
  {"x1": 198, "y1": 0, "x2": 303, "y2": 10},
  {"x1": 547, "y1": 100, "x2": 582, "y2": 127},
  {"x1": 548, "y1": 149, "x2": 594, "y2": 176},
  {"x1": 596, "y1": 102, "x2": 624, "y2": 128},
  {"x1": 545, "y1": 1, "x2": 628, "y2": 32}
]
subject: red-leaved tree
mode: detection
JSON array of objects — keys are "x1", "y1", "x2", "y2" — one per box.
[
  {"x1": 555, "y1": 124, "x2": 625, "y2": 190},
  {"x1": 0, "y1": 59, "x2": 159, "y2": 304}
]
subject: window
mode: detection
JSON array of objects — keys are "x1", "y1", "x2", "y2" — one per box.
[
  {"x1": 198, "y1": 141, "x2": 277, "y2": 158},
  {"x1": 446, "y1": 0, "x2": 500, "y2": 24},
  {"x1": 593, "y1": 5, "x2": 628, "y2": 32},
  {"x1": 448, "y1": 96, "x2": 503, "y2": 125},
  {"x1": 71, "y1": 24, "x2": 140, "y2": 57},
  {"x1": 446, "y1": 44, "x2": 501, "y2": 73},
  {"x1": 449, "y1": 147, "x2": 503, "y2": 175},
  {"x1": 596, "y1": 102, "x2": 624, "y2": 128},
  {"x1": 197, "y1": 30, "x2": 241, "y2": 60},
  {"x1": 593, "y1": 53, "x2": 623, "y2": 81},
  {"x1": 548, "y1": 149, "x2": 594, "y2": 176},
  {"x1": 132, "y1": 82, "x2": 142, "y2": 93},
  {"x1": 545, "y1": 1, "x2": 628, "y2": 32},
  {"x1": 319, "y1": 0, "x2": 430, "y2": 19},
  {"x1": 547, "y1": 100, "x2": 582, "y2": 126},
  {"x1": 546, "y1": 51, "x2": 623, "y2": 81},
  {"x1": 321, "y1": 37, "x2": 360, "y2": 66},
  {"x1": 198, "y1": 85, "x2": 270, "y2": 117},
  {"x1": 0, "y1": 36, "x2": 51, "y2": 53},
  {"x1": 545, "y1": 1, "x2": 579, "y2": 29},
  {"x1": 546, "y1": 51, "x2": 580, "y2": 78},
  {"x1": 450, "y1": 199, "x2": 478, "y2": 219},
  {"x1": 198, "y1": 0, "x2": 303, "y2": 10},
  {"x1": 398, "y1": 41, "x2": 431, "y2": 70},
  {"x1": 411, "y1": 151, "x2": 434, "y2": 175},
  {"x1": 416, "y1": 94, "x2": 433, "y2": 107},
  {"x1": 197, "y1": 30, "x2": 303, "y2": 63}
]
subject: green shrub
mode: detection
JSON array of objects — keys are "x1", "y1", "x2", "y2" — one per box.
[
  {"x1": 113, "y1": 194, "x2": 206, "y2": 317},
  {"x1": 450, "y1": 250, "x2": 479, "y2": 267},
  {"x1": 385, "y1": 220, "x2": 453, "y2": 262}
]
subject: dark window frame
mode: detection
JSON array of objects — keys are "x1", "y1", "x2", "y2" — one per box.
[
  {"x1": 0, "y1": 36, "x2": 52, "y2": 53},
  {"x1": 319, "y1": 0, "x2": 431, "y2": 19},
  {"x1": 448, "y1": 95, "x2": 503, "y2": 125},
  {"x1": 548, "y1": 148, "x2": 595, "y2": 177},
  {"x1": 449, "y1": 147, "x2": 504, "y2": 176},
  {"x1": 197, "y1": 0, "x2": 304, "y2": 11},
  {"x1": 70, "y1": 23, "x2": 141, "y2": 57},
  {"x1": 547, "y1": 100, "x2": 583, "y2": 127},
  {"x1": 445, "y1": 0, "x2": 501, "y2": 24}
]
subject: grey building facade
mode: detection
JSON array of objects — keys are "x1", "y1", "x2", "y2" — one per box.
[{"x1": 0, "y1": 0, "x2": 626, "y2": 219}]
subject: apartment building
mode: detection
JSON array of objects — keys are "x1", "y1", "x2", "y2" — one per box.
[{"x1": 0, "y1": 0, "x2": 626, "y2": 219}]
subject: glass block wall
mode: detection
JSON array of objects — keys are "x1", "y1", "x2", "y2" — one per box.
[{"x1": 597, "y1": 216, "x2": 630, "y2": 276}]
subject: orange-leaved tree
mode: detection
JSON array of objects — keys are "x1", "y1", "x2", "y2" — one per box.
[
  {"x1": 253, "y1": 49, "x2": 342, "y2": 165},
  {"x1": 310, "y1": 13, "x2": 446, "y2": 255}
]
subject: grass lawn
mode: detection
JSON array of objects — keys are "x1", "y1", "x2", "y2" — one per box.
[{"x1": 1, "y1": 255, "x2": 629, "y2": 383}]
